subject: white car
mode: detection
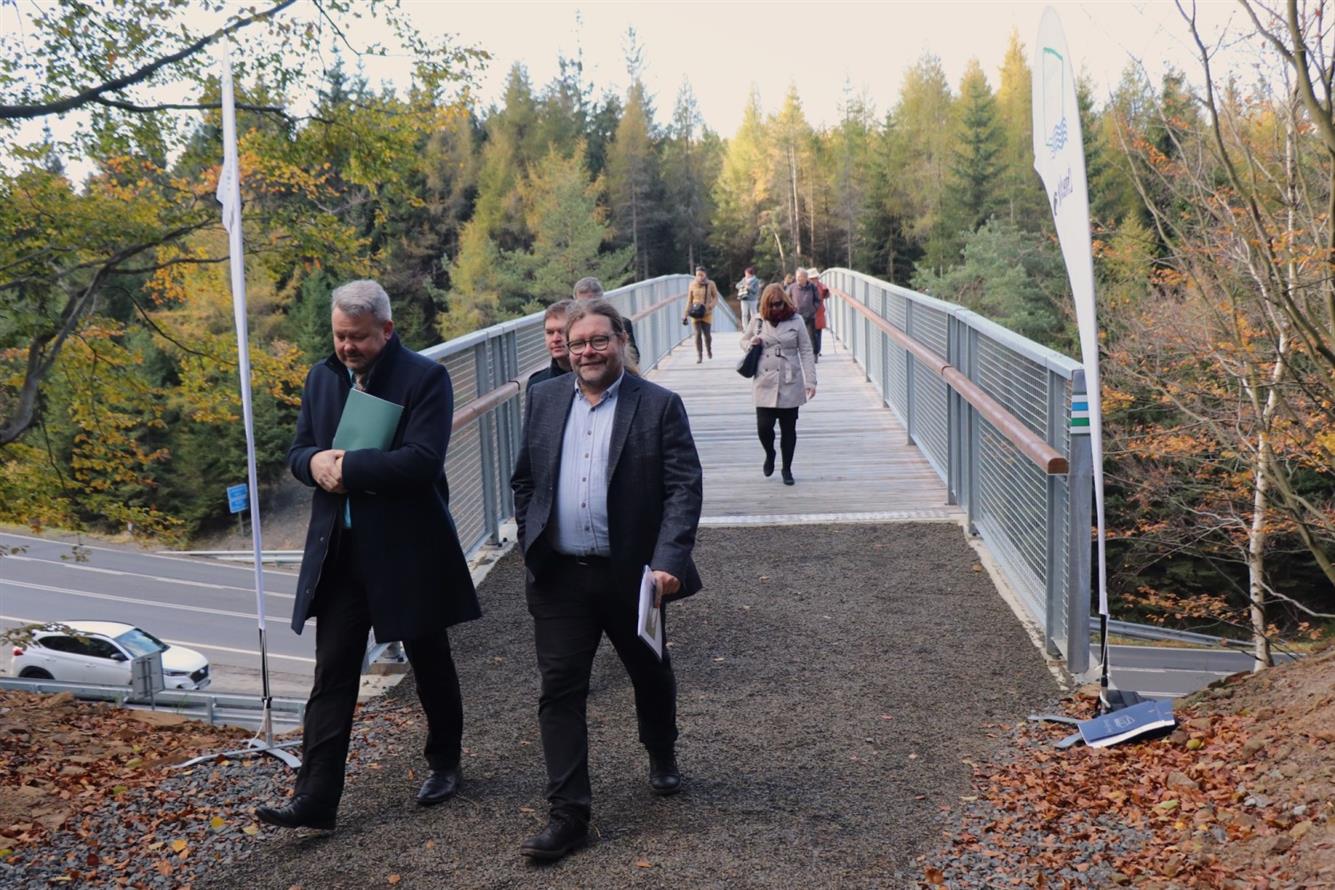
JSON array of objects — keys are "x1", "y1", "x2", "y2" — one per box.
[{"x1": 11, "y1": 621, "x2": 210, "y2": 690}]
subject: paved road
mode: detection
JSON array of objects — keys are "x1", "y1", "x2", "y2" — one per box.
[{"x1": 0, "y1": 530, "x2": 315, "y2": 697}]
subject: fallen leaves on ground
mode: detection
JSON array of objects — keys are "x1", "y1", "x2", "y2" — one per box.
[
  {"x1": 0, "y1": 689, "x2": 257, "y2": 885},
  {"x1": 916, "y1": 644, "x2": 1335, "y2": 888}
]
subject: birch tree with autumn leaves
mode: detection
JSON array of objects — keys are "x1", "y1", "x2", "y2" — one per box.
[{"x1": 1103, "y1": 1, "x2": 1335, "y2": 664}]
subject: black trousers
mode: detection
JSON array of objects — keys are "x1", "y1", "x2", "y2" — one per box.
[
  {"x1": 528, "y1": 555, "x2": 677, "y2": 823},
  {"x1": 756, "y1": 406, "x2": 799, "y2": 472},
  {"x1": 295, "y1": 532, "x2": 464, "y2": 807}
]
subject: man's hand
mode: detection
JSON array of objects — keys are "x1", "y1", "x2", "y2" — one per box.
[
  {"x1": 651, "y1": 570, "x2": 680, "y2": 607},
  {"x1": 311, "y1": 449, "x2": 346, "y2": 493}
]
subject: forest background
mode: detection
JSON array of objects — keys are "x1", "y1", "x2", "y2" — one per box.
[{"x1": 1, "y1": 1, "x2": 1332, "y2": 652}]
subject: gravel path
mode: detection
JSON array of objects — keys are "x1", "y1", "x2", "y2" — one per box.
[{"x1": 205, "y1": 522, "x2": 1061, "y2": 889}]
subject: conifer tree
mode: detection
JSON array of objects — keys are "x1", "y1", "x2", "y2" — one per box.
[
  {"x1": 507, "y1": 145, "x2": 631, "y2": 302},
  {"x1": 946, "y1": 60, "x2": 1004, "y2": 236},
  {"x1": 606, "y1": 82, "x2": 662, "y2": 277},
  {"x1": 662, "y1": 81, "x2": 719, "y2": 271},
  {"x1": 712, "y1": 88, "x2": 770, "y2": 275}
]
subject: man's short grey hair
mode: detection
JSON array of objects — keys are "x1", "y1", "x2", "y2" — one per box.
[
  {"x1": 572, "y1": 277, "x2": 604, "y2": 299},
  {"x1": 544, "y1": 299, "x2": 575, "y2": 321},
  {"x1": 331, "y1": 279, "x2": 392, "y2": 323}
]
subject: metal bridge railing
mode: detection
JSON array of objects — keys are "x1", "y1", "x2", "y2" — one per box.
[
  {"x1": 420, "y1": 274, "x2": 695, "y2": 558},
  {"x1": 820, "y1": 268, "x2": 1092, "y2": 674}
]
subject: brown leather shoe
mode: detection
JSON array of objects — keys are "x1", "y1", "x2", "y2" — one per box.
[{"x1": 520, "y1": 815, "x2": 588, "y2": 861}]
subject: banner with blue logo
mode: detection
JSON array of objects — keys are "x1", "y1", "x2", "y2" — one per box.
[{"x1": 1033, "y1": 7, "x2": 1108, "y2": 618}]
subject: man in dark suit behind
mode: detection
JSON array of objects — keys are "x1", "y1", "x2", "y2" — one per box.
[
  {"x1": 257, "y1": 279, "x2": 481, "y2": 831},
  {"x1": 526, "y1": 299, "x2": 574, "y2": 388},
  {"x1": 511, "y1": 299, "x2": 704, "y2": 861}
]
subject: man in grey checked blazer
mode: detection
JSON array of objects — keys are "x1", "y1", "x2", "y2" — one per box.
[{"x1": 511, "y1": 298, "x2": 703, "y2": 861}]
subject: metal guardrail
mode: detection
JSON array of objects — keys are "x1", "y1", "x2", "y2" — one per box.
[
  {"x1": 821, "y1": 269, "x2": 1092, "y2": 674},
  {"x1": 421, "y1": 275, "x2": 696, "y2": 557},
  {"x1": 1094, "y1": 618, "x2": 1239, "y2": 647},
  {"x1": 0, "y1": 676, "x2": 305, "y2": 726}
]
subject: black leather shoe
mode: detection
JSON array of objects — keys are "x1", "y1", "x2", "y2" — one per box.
[
  {"x1": 782, "y1": 470, "x2": 795, "y2": 486},
  {"x1": 763, "y1": 452, "x2": 775, "y2": 477},
  {"x1": 256, "y1": 795, "x2": 336, "y2": 831},
  {"x1": 520, "y1": 816, "x2": 588, "y2": 861},
  {"x1": 416, "y1": 767, "x2": 461, "y2": 806},
  {"x1": 648, "y1": 751, "x2": 681, "y2": 796}
]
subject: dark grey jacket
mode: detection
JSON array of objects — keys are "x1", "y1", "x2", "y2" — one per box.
[{"x1": 510, "y1": 372, "x2": 704, "y2": 601}]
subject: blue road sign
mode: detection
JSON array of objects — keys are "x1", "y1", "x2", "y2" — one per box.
[{"x1": 226, "y1": 483, "x2": 249, "y2": 514}]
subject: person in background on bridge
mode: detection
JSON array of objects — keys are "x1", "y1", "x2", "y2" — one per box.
[
  {"x1": 573, "y1": 276, "x2": 639, "y2": 363},
  {"x1": 740, "y1": 283, "x2": 816, "y2": 486},
  {"x1": 788, "y1": 268, "x2": 822, "y2": 365},
  {"x1": 511, "y1": 298, "x2": 704, "y2": 862},
  {"x1": 257, "y1": 279, "x2": 481, "y2": 832},
  {"x1": 808, "y1": 268, "x2": 828, "y2": 362},
  {"x1": 528, "y1": 300, "x2": 574, "y2": 388},
  {"x1": 682, "y1": 265, "x2": 721, "y2": 363},
  {"x1": 735, "y1": 266, "x2": 761, "y2": 330}
]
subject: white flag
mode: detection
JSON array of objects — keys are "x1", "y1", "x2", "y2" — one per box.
[
  {"x1": 1032, "y1": 7, "x2": 1109, "y2": 618},
  {"x1": 216, "y1": 46, "x2": 241, "y2": 235}
]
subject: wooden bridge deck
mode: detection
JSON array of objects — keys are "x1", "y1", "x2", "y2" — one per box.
[{"x1": 647, "y1": 325, "x2": 963, "y2": 525}]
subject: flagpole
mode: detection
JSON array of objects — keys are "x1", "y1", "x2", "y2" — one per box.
[
  {"x1": 217, "y1": 42, "x2": 283, "y2": 756},
  {"x1": 1032, "y1": 7, "x2": 1112, "y2": 711}
]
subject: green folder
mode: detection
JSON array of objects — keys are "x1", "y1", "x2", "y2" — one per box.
[{"x1": 332, "y1": 388, "x2": 403, "y2": 451}]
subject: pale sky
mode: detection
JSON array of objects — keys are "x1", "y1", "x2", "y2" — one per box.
[
  {"x1": 398, "y1": 1, "x2": 1247, "y2": 132},
  {"x1": 2, "y1": 0, "x2": 1256, "y2": 167}
]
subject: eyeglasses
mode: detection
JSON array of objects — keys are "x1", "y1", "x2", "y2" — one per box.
[{"x1": 567, "y1": 335, "x2": 614, "y2": 354}]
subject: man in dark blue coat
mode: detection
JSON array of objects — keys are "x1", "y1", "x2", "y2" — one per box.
[
  {"x1": 257, "y1": 279, "x2": 481, "y2": 832},
  {"x1": 511, "y1": 299, "x2": 703, "y2": 861}
]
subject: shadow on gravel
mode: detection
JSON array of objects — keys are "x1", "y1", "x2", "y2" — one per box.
[{"x1": 206, "y1": 522, "x2": 1059, "y2": 889}]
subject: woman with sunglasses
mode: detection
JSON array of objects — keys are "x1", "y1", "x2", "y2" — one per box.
[{"x1": 739, "y1": 283, "x2": 816, "y2": 485}]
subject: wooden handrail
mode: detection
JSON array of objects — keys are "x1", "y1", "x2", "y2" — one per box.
[
  {"x1": 449, "y1": 290, "x2": 688, "y2": 433},
  {"x1": 829, "y1": 286, "x2": 1068, "y2": 475}
]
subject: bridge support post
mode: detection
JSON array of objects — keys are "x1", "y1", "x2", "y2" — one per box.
[
  {"x1": 1064, "y1": 369, "x2": 1094, "y2": 675},
  {"x1": 477, "y1": 341, "x2": 501, "y2": 544}
]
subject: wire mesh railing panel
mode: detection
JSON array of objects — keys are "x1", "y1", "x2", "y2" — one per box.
[
  {"x1": 975, "y1": 336, "x2": 1051, "y2": 439},
  {"x1": 910, "y1": 304, "x2": 950, "y2": 360},
  {"x1": 443, "y1": 349, "x2": 478, "y2": 405},
  {"x1": 976, "y1": 418, "x2": 1050, "y2": 587},
  {"x1": 445, "y1": 420, "x2": 487, "y2": 554},
  {"x1": 912, "y1": 362, "x2": 950, "y2": 482},
  {"x1": 516, "y1": 322, "x2": 548, "y2": 374}
]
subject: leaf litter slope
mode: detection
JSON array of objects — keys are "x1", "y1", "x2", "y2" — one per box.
[{"x1": 913, "y1": 643, "x2": 1335, "y2": 888}]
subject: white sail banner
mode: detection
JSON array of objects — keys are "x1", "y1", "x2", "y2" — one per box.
[{"x1": 1032, "y1": 7, "x2": 1108, "y2": 617}]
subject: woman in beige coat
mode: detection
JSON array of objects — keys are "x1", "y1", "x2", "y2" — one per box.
[
  {"x1": 682, "y1": 266, "x2": 720, "y2": 362},
  {"x1": 739, "y1": 283, "x2": 816, "y2": 485}
]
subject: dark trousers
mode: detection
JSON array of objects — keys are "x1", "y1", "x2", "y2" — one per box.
[
  {"x1": 527, "y1": 555, "x2": 678, "y2": 823},
  {"x1": 804, "y1": 318, "x2": 819, "y2": 357},
  {"x1": 757, "y1": 406, "x2": 799, "y2": 472},
  {"x1": 692, "y1": 321, "x2": 713, "y2": 358},
  {"x1": 295, "y1": 534, "x2": 464, "y2": 807}
]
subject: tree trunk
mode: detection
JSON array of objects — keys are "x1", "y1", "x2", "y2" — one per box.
[{"x1": 1248, "y1": 433, "x2": 1275, "y2": 672}]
